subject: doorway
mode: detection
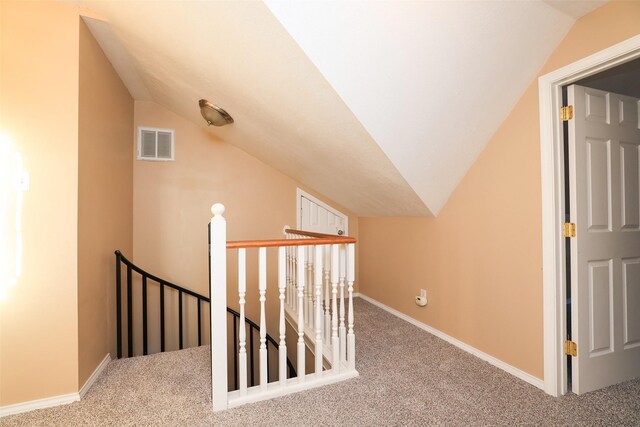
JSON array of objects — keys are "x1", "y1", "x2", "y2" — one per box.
[
  {"x1": 563, "y1": 82, "x2": 640, "y2": 394},
  {"x1": 296, "y1": 189, "x2": 348, "y2": 236},
  {"x1": 539, "y1": 35, "x2": 640, "y2": 397}
]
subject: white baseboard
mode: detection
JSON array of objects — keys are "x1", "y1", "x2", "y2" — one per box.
[
  {"x1": 356, "y1": 293, "x2": 544, "y2": 390},
  {"x1": 0, "y1": 393, "x2": 79, "y2": 418},
  {"x1": 79, "y1": 353, "x2": 111, "y2": 398},
  {"x1": 0, "y1": 353, "x2": 111, "y2": 418}
]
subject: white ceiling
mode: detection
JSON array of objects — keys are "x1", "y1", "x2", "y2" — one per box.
[{"x1": 76, "y1": 0, "x2": 606, "y2": 217}]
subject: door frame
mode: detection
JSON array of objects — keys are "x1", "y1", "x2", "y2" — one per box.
[
  {"x1": 296, "y1": 188, "x2": 348, "y2": 235},
  {"x1": 539, "y1": 34, "x2": 640, "y2": 397}
]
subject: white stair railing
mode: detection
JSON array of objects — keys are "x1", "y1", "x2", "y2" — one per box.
[{"x1": 209, "y1": 204, "x2": 358, "y2": 411}]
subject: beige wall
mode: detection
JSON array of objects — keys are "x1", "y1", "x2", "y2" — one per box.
[
  {"x1": 0, "y1": 1, "x2": 80, "y2": 405},
  {"x1": 78, "y1": 20, "x2": 133, "y2": 386},
  {"x1": 359, "y1": 0, "x2": 640, "y2": 380},
  {"x1": 132, "y1": 101, "x2": 358, "y2": 354}
]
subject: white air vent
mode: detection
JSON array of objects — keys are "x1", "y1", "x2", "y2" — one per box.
[{"x1": 137, "y1": 127, "x2": 175, "y2": 161}]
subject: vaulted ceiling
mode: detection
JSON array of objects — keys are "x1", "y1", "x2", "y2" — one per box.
[{"x1": 75, "y1": 0, "x2": 606, "y2": 216}]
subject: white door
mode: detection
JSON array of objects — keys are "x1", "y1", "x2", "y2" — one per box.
[
  {"x1": 568, "y1": 85, "x2": 640, "y2": 394},
  {"x1": 298, "y1": 190, "x2": 347, "y2": 236}
]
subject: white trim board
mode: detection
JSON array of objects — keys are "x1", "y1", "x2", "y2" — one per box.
[
  {"x1": 79, "y1": 354, "x2": 111, "y2": 398},
  {"x1": 0, "y1": 393, "x2": 79, "y2": 418},
  {"x1": 0, "y1": 353, "x2": 111, "y2": 418},
  {"x1": 538, "y1": 35, "x2": 640, "y2": 397},
  {"x1": 356, "y1": 293, "x2": 544, "y2": 390}
]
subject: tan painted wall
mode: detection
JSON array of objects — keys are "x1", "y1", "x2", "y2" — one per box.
[
  {"x1": 78, "y1": 20, "x2": 133, "y2": 387},
  {"x1": 131, "y1": 101, "x2": 358, "y2": 355},
  {"x1": 0, "y1": 1, "x2": 80, "y2": 405},
  {"x1": 359, "y1": 0, "x2": 640, "y2": 380}
]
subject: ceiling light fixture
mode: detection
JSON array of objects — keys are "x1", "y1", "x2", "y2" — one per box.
[{"x1": 199, "y1": 99, "x2": 234, "y2": 126}]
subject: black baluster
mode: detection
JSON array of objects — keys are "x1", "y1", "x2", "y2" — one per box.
[
  {"x1": 142, "y1": 275, "x2": 148, "y2": 356},
  {"x1": 116, "y1": 252, "x2": 122, "y2": 359},
  {"x1": 179, "y1": 291, "x2": 183, "y2": 350},
  {"x1": 267, "y1": 340, "x2": 271, "y2": 383},
  {"x1": 127, "y1": 265, "x2": 133, "y2": 357},
  {"x1": 160, "y1": 282, "x2": 165, "y2": 352},
  {"x1": 197, "y1": 299, "x2": 202, "y2": 347},
  {"x1": 233, "y1": 315, "x2": 238, "y2": 390},
  {"x1": 266, "y1": 340, "x2": 270, "y2": 382},
  {"x1": 250, "y1": 328, "x2": 255, "y2": 387}
]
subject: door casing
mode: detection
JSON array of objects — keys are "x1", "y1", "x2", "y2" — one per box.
[{"x1": 539, "y1": 35, "x2": 640, "y2": 397}]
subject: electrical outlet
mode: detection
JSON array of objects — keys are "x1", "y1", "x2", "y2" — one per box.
[{"x1": 416, "y1": 289, "x2": 428, "y2": 307}]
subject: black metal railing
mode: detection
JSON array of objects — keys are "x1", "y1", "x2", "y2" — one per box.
[{"x1": 115, "y1": 250, "x2": 296, "y2": 390}]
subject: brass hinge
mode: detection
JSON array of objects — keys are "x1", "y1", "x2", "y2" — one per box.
[
  {"x1": 561, "y1": 105, "x2": 574, "y2": 121},
  {"x1": 564, "y1": 340, "x2": 577, "y2": 357},
  {"x1": 562, "y1": 222, "x2": 576, "y2": 238}
]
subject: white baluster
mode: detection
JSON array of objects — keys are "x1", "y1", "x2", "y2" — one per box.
[
  {"x1": 331, "y1": 244, "x2": 339, "y2": 372},
  {"x1": 292, "y1": 242, "x2": 297, "y2": 311},
  {"x1": 297, "y1": 245, "x2": 306, "y2": 381},
  {"x1": 291, "y1": 243, "x2": 296, "y2": 312},
  {"x1": 283, "y1": 228, "x2": 290, "y2": 307},
  {"x1": 210, "y1": 203, "x2": 228, "y2": 411},
  {"x1": 305, "y1": 245, "x2": 311, "y2": 326},
  {"x1": 278, "y1": 246, "x2": 287, "y2": 387},
  {"x1": 289, "y1": 236, "x2": 294, "y2": 309},
  {"x1": 289, "y1": 233, "x2": 295, "y2": 310},
  {"x1": 339, "y1": 245, "x2": 346, "y2": 365},
  {"x1": 238, "y1": 248, "x2": 247, "y2": 396},
  {"x1": 307, "y1": 245, "x2": 315, "y2": 329},
  {"x1": 323, "y1": 246, "x2": 331, "y2": 344},
  {"x1": 347, "y1": 243, "x2": 356, "y2": 370},
  {"x1": 259, "y1": 247, "x2": 267, "y2": 389},
  {"x1": 284, "y1": 236, "x2": 289, "y2": 307},
  {"x1": 314, "y1": 244, "x2": 324, "y2": 376},
  {"x1": 288, "y1": 236, "x2": 293, "y2": 308}
]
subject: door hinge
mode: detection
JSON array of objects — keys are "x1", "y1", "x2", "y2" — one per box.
[
  {"x1": 564, "y1": 340, "x2": 577, "y2": 357},
  {"x1": 562, "y1": 222, "x2": 576, "y2": 238},
  {"x1": 560, "y1": 105, "x2": 574, "y2": 121}
]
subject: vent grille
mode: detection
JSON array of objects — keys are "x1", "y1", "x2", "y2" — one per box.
[
  {"x1": 157, "y1": 132, "x2": 173, "y2": 159},
  {"x1": 137, "y1": 127, "x2": 175, "y2": 161}
]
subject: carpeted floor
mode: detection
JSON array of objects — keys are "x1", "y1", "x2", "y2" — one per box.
[{"x1": 4, "y1": 299, "x2": 640, "y2": 426}]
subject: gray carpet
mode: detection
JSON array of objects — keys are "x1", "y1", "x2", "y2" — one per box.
[{"x1": 4, "y1": 299, "x2": 639, "y2": 426}]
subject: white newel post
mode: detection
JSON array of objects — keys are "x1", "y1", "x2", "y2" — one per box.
[{"x1": 210, "y1": 203, "x2": 228, "y2": 411}]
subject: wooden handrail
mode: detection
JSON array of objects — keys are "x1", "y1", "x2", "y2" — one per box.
[
  {"x1": 284, "y1": 229, "x2": 352, "y2": 240},
  {"x1": 226, "y1": 229, "x2": 356, "y2": 249}
]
